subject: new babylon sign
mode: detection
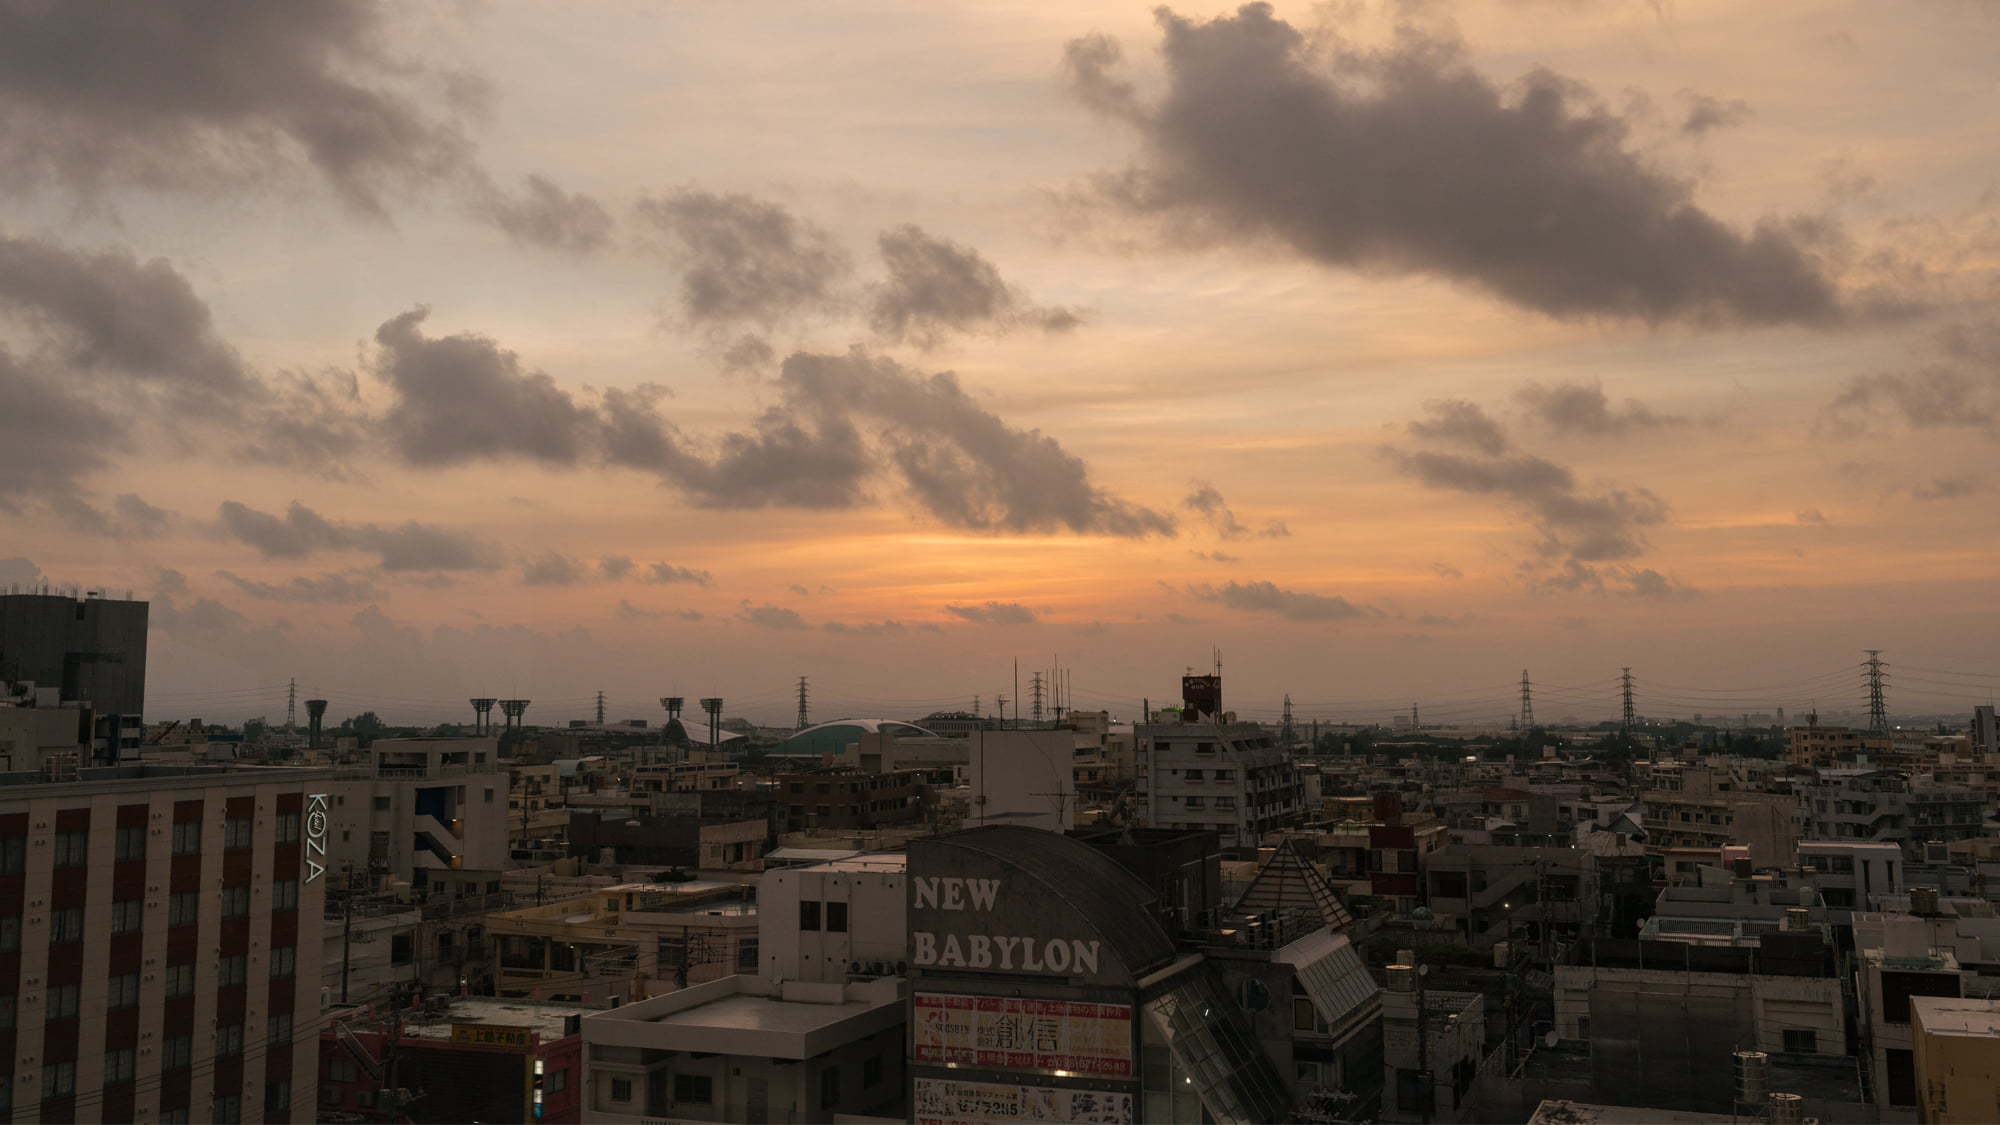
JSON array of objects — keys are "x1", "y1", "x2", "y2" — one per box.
[
  {"x1": 911, "y1": 876, "x2": 1103, "y2": 977},
  {"x1": 305, "y1": 793, "x2": 330, "y2": 882}
]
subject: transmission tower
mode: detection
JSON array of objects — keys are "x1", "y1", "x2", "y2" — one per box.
[
  {"x1": 1031, "y1": 672, "x2": 1045, "y2": 723},
  {"x1": 796, "y1": 676, "x2": 811, "y2": 730},
  {"x1": 595, "y1": 690, "x2": 606, "y2": 725},
  {"x1": 1411, "y1": 702, "x2": 1419, "y2": 730},
  {"x1": 1519, "y1": 669, "x2": 1535, "y2": 730},
  {"x1": 1864, "y1": 650, "x2": 1889, "y2": 731},
  {"x1": 1620, "y1": 668, "x2": 1635, "y2": 733},
  {"x1": 1280, "y1": 694, "x2": 1296, "y2": 746},
  {"x1": 286, "y1": 678, "x2": 298, "y2": 731}
]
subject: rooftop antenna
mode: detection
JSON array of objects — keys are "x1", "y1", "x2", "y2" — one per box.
[{"x1": 1012, "y1": 659, "x2": 1020, "y2": 730}]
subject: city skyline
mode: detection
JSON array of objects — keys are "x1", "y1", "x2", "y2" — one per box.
[{"x1": 5, "y1": 1, "x2": 1999, "y2": 721}]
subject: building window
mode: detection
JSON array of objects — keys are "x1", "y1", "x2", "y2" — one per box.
[
  {"x1": 108, "y1": 972, "x2": 140, "y2": 1008},
  {"x1": 273, "y1": 879, "x2": 300, "y2": 912},
  {"x1": 224, "y1": 817, "x2": 253, "y2": 849},
  {"x1": 391, "y1": 932, "x2": 413, "y2": 965},
  {"x1": 1294, "y1": 997, "x2": 1317, "y2": 1032},
  {"x1": 163, "y1": 1034, "x2": 192, "y2": 1071},
  {"x1": 820, "y1": 1066, "x2": 841, "y2": 1108},
  {"x1": 271, "y1": 945, "x2": 296, "y2": 979},
  {"x1": 265, "y1": 1080, "x2": 292, "y2": 1116},
  {"x1": 737, "y1": 938, "x2": 759, "y2": 972},
  {"x1": 328, "y1": 1057, "x2": 356, "y2": 1083},
  {"x1": 114, "y1": 825, "x2": 146, "y2": 862},
  {"x1": 160, "y1": 1110, "x2": 188, "y2": 1125},
  {"x1": 212, "y1": 1093, "x2": 242, "y2": 1124},
  {"x1": 485, "y1": 788, "x2": 495, "y2": 803},
  {"x1": 1214, "y1": 769, "x2": 1235, "y2": 782},
  {"x1": 104, "y1": 1047, "x2": 136, "y2": 1084},
  {"x1": 41, "y1": 1059, "x2": 74, "y2": 1099},
  {"x1": 111, "y1": 898, "x2": 143, "y2": 934},
  {"x1": 268, "y1": 1012, "x2": 294, "y2": 1043},
  {"x1": 674, "y1": 1074, "x2": 713, "y2": 1104},
  {"x1": 171, "y1": 819, "x2": 201, "y2": 856},
  {"x1": 0, "y1": 915, "x2": 19, "y2": 952},
  {"x1": 221, "y1": 884, "x2": 250, "y2": 918},
  {"x1": 0, "y1": 836, "x2": 22, "y2": 873},
  {"x1": 373, "y1": 796, "x2": 391, "y2": 811},
  {"x1": 827, "y1": 901, "x2": 849, "y2": 933},
  {"x1": 53, "y1": 829, "x2": 88, "y2": 867},
  {"x1": 215, "y1": 1023, "x2": 244, "y2": 1057},
  {"x1": 864, "y1": 1055, "x2": 884, "y2": 1088},
  {"x1": 0, "y1": 993, "x2": 14, "y2": 1030},
  {"x1": 165, "y1": 962, "x2": 196, "y2": 997},
  {"x1": 800, "y1": 900, "x2": 821, "y2": 932},
  {"x1": 1783, "y1": 1029, "x2": 1817, "y2": 1053},
  {"x1": 49, "y1": 907, "x2": 83, "y2": 943},
  {"x1": 275, "y1": 811, "x2": 300, "y2": 844},
  {"x1": 610, "y1": 1077, "x2": 633, "y2": 1103},
  {"x1": 47, "y1": 983, "x2": 78, "y2": 1019},
  {"x1": 219, "y1": 955, "x2": 247, "y2": 987},
  {"x1": 1185, "y1": 769, "x2": 1204, "y2": 781},
  {"x1": 168, "y1": 891, "x2": 198, "y2": 927}
]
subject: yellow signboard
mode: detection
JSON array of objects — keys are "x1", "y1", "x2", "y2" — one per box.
[{"x1": 451, "y1": 1023, "x2": 532, "y2": 1049}]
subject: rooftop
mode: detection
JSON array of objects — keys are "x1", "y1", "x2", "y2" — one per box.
[
  {"x1": 399, "y1": 997, "x2": 596, "y2": 1043},
  {"x1": 1912, "y1": 996, "x2": 2000, "y2": 1037}
]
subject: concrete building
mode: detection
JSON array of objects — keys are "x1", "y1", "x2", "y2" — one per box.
[
  {"x1": 1137, "y1": 677, "x2": 1305, "y2": 850},
  {"x1": 774, "y1": 768, "x2": 925, "y2": 832},
  {"x1": 0, "y1": 690, "x2": 91, "y2": 774},
  {"x1": 1380, "y1": 969, "x2": 1485, "y2": 1124},
  {"x1": 1797, "y1": 840, "x2": 1905, "y2": 910},
  {"x1": 1641, "y1": 765, "x2": 1799, "y2": 868},
  {"x1": 489, "y1": 880, "x2": 759, "y2": 1003},
  {"x1": 318, "y1": 738, "x2": 512, "y2": 899},
  {"x1": 320, "y1": 995, "x2": 590, "y2": 1123},
  {"x1": 578, "y1": 856, "x2": 909, "y2": 1122},
  {"x1": 1422, "y1": 845, "x2": 1598, "y2": 948},
  {"x1": 0, "y1": 761, "x2": 337, "y2": 1123},
  {"x1": 966, "y1": 728, "x2": 1074, "y2": 832},
  {"x1": 1853, "y1": 912, "x2": 1990, "y2": 1110},
  {"x1": 1910, "y1": 996, "x2": 2000, "y2": 1125},
  {"x1": 1804, "y1": 770, "x2": 1987, "y2": 856},
  {"x1": 567, "y1": 811, "x2": 768, "y2": 870},
  {"x1": 0, "y1": 591, "x2": 149, "y2": 760}
]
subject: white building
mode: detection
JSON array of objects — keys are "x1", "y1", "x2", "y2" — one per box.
[
  {"x1": 1137, "y1": 719, "x2": 1305, "y2": 849},
  {"x1": 579, "y1": 854, "x2": 909, "y2": 1122},
  {"x1": 1853, "y1": 912, "x2": 1981, "y2": 1111},
  {"x1": 318, "y1": 737, "x2": 511, "y2": 898},
  {"x1": 967, "y1": 728, "x2": 1074, "y2": 832}
]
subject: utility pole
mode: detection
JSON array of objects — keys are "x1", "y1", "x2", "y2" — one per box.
[
  {"x1": 1864, "y1": 650, "x2": 1889, "y2": 731},
  {"x1": 1031, "y1": 672, "x2": 1045, "y2": 724},
  {"x1": 595, "y1": 690, "x2": 606, "y2": 725},
  {"x1": 795, "y1": 676, "x2": 810, "y2": 730},
  {"x1": 1519, "y1": 669, "x2": 1535, "y2": 731},
  {"x1": 1012, "y1": 659, "x2": 1020, "y2": 730},
  {"x1": 1620, "y1": 667, "x2": 1635, "y2": 734}
]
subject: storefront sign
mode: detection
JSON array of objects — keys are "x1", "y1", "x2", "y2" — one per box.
[
  {"x1": 913, "y1": 995, "x2": 1132, "y2": 1077},
  {"x1": 452, "y1": 1023, "x2": 532, "y2": 1048},
  {"x1": 915, "y1": 1078, "x2": 1133, "y2": 1125},
  {"x1": 304, "y1": 792, "x2": 330, "y2": 882}
]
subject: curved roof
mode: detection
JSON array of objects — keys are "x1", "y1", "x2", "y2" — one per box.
[
  {"x1": 919, "y1": 825, "x2": 1178, "y2": 977},
  {"x1": 776, "y1": 718, "x2": 938, "y2": 757}
]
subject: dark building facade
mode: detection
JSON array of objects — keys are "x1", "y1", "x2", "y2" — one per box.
[
  {"x1": 0, "y1": 593, "x2": 149, "y2": 758},
  {"x1": 777, "y1": 769, "x2": 925, "y2": 830}
]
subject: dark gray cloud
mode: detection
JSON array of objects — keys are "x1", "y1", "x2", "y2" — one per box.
[
  {"x1": 943, "y1": 601, "x2": 1037, "y2": 625},
  {"x1": 1066, "y1": 5, "x2": 1842, "y2": 325},
  {"x1": 1387, "y1": 401, "x2": 1673, "y2": 591},
  {"x1": 721, "y1": 335, "x2": 776, "y2": 372},
  {"x1": 1182, "y1": 482, "x2": 1288, "y2": 539},
  {"x1": 1192, "y1": 549, "x2": 1240, "y2": 564},
  {"x1": 1911, "y1": 476, "x2": 1983, "y2": 501},
  {"x1": 822, "y1": 620, "x2": 910, "y2": 636},
  {"x1": 0, "y1": 353, "x2": 118, "y2": 506},
  {"x1": 1831, "y1": 368, "x2": 1997, "y2": 432},
  {"x1": 869, "y1": 225, "x2": 1083, "y2": 347},
  {"x1": 1517, "y1": 380, "x2": 1682, "y2": 436},
  {"x1": 738, "y1": 602, "x2": 808, "y2": 630},
  {"x1": 642, "y1": 562, "x2": 714, "y2": 586},
  {"x1": 635, "y1": 189, "x2": 851, "y2": 328},
  {"x1": 60, "y1": 492, "x2": 175, "y2": 539},
  {"x1": 1681, "y1": 92, "x2": 1752, "y2": 136},
  {"x1": 1191, "y1": 579, "x2": 1377, "y2": 622},
  {"x1": 0, "y1": 1, "x2": 473, "y2": 214},
  {"x1": 476, "y1": 175, "x2": 614, "y2": 254},
  {"x1": 598, "y1": 556, "x2": 634, "y2": 581},
  {"x1": 1407, "y1": 400, "x2": 1509, "y2": 454},
  {"x1": 615, "y1": 599, "x2": 664, "y2": 621},
  {"x1": 374, "y1": 307, "x2": 600, "y2": 467},
  {"x1": 520, "y1": 552, "x2": 590, "y2": 587},
  {"x1": 216, "y1": 500, "x2": 501, "y2": 571},
  {"x1": 0, "y1": 557, "x2": 44, "y2": 591},
  {"x1": 216, "y1": 569, "x2": 382, "y2": 604},
  {"x1": 1431, "y1": 561, "x2": 1465, "y2": 579},
  {"x1": 1794, "y1": 508, "x2": 1828, "y2": 525}
]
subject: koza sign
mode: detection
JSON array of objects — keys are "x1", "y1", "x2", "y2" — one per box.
[
  {"x1": 910, "y1": 876, "x2": 1102, "y2": 977},
  {"x1": 304, "y1": 792, "x2": 330, "y2": 882}
]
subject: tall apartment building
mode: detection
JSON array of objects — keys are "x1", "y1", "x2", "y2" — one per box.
[
  {"x1": 0, "y1": 592, "x2": 148, "y2": 761},
  {"x1": 0, "y1": 762, "x2": 336, "y2": 1123},
  {"x1": 1803, "y1": 770, "x2": 1987, "y2": 857},
  {"x1": 318, "y1": 738, "x2": 510, "y2": 899},
  {"x1": 1138, "y1": 676, "x2": 1305, "y2": 849}
]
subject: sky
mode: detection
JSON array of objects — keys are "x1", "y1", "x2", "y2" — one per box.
[{"x1": 3, "y1": 0, "x2": 1999, "y2": 729}]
